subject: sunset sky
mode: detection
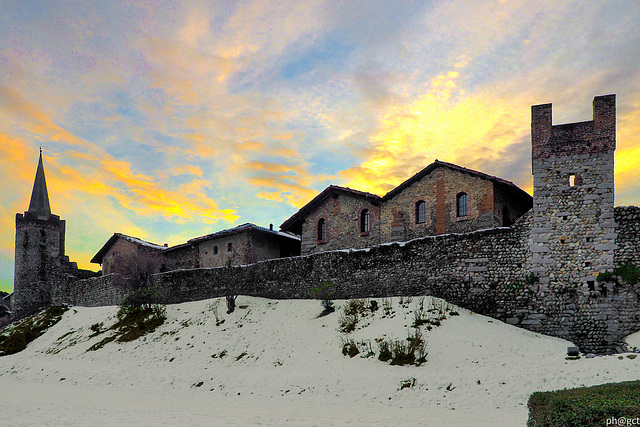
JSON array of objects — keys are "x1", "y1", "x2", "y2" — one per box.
[{"x1": 2, "y1": 1, "x2": 640, "y2": 292}]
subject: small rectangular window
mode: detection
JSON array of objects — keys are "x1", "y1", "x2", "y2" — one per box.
[
  {"x1": 227, "y1": 242, "x2": 233, "y2": 252},
  {"x1": 569, "y1": 174, "x2": 576, "y2": 187},
  {"x1": 213, "y1": 246, "x2": 218, "y2": 255}
]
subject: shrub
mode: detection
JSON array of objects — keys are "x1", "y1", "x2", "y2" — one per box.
[
  {"x1": 88, "y1": 291, "x2": 166, "y2": 351},
  {"x1": 616, "y1": 262, "x2": 640, "y2": 285},
  {"x1": 525, "y1": 273, "x2": 540, "y2": 285},
  {"x1": 339, "y1": 313, "x2": 359, "y2": 333},
  {"x1": 597, "y1": 263, "x2": 640, "y2": 286},
  {"x1": 527, "y1": 380, "x2": 640, "y2": 427},
  {"x1": 341, "y1": 337, "x2": 360, "y2": 358},
  {"x1": 118, "y1": 287, "x2": 163, "y2": 315},
  {"x1": 344, "y1": 299, "x2": 368, "y2": 316},
  {"x1": 207, "y1": 300, "x2": 225, "y2": 326},
  {"x1": 377, "y1": 330, "x2": 427, "y2": 366},
  {"x1": 378, "y1": 340, "x2": 392, "y2": 362},
  {"x1": 382, "y1": 298, "x2": 393, "y2": 316},
  {"x1": 308, "y1": 280, "x2": 336, "y2": 310},
  {"x1": 0, "y1": 306, "x2": 69, "y2": 356}
]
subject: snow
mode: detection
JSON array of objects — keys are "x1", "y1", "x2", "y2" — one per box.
[{"x1": 1, "y1": 296, "x2": 639, "y2": 426}]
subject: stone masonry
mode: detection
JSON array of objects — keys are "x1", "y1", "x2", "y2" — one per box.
[
  {"x1": 531, "y1": 95, "x2": 617, "y2": 288},
  {"x1": 15, "y1": 94, "x2": 640, "y2": 353}
]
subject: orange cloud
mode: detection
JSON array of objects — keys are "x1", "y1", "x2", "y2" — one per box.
[
  {"x1": 0, "y1": 86, "x2": 91, "y2": 148},
  {"x1": 340, "y1": 69, "x2": 533, "y2": 195}
]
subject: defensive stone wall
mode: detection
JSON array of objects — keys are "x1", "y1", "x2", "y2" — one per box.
[
  {"x1": 615, "y1": 206, "x2": 640, "y2": 266},
  {"x1": 56, "y1": 210, "x2": 640, "y2": 354},
  {"x1": 52, "y1": 274, "x2": 125, "y2": 308}
]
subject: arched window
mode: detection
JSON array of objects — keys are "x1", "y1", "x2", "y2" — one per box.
[
  {"x1": 456, "y1": 193, "x2": 468, "y2": 217},
  {"x1": 360, "y1": 209, "x2": 370, "y2": 233},
  {"x1": 317, "y1": 218, "x2": 326, "y2": 241},
  {"x1": 415, "y1": 201, "x2": 426, "y2": 224}
]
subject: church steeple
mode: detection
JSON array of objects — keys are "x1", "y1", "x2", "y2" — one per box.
[{"x1": 27, "y1": 148, "x2": 52, "y2": 217}]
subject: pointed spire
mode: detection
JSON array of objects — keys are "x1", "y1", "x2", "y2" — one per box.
[{"x1": 27, "y1": 149, "x2": 52, "y2": 217}]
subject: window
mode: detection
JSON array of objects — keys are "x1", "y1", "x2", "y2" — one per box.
[
  {"x1": 317, "y1": 218, "x2": 326, "y2": 241},
  {"x1": 569, "y1": 174, "x2": 576, "y2": 187},
  {"x1": 456, "y1": 193, "x2": 468, "y2": 217},
  {"x1": 415, "y1": 201, "x2": 426, "y2": 224},
  {"x1": 227, "y1": 242, "x2": 233, "y2": 252},
  {"x1": 213, "y1": 245, "x2": 218, "y2": 255},
  {"x1": 360, "y1": 209, "x2": 370, "y2": 233},
  {"x1": 502, "y1": 207, "x2": 511, "y2": 227}
]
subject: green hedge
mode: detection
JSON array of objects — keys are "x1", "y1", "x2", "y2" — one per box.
[{"x1": 528, "y1": 381, "x2": 640, "y2": 427}]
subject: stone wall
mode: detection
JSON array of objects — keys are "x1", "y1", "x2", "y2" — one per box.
[
  {"x1": 59, "y1": 209, "x2": 640, "y2": 354},
  {"x1": 52, "y1": 274, "x2": 126, "y2": 307},
  {"x1": 531, "y1": 95, "x2": 617, "y2": 288},
  {"x1": 614, "y1": 206, "x2": 640, "y2": 266},
  {"x1": 13, "y1": 212, "x2": 66, "y2": 317}
]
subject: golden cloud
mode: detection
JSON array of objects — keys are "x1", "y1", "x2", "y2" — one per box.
[{"x1": 340, "y1": 71, "x2": 532, "y2": 195}]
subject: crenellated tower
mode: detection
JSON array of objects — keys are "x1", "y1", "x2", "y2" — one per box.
[
  {"x1": 531, "y1": 95, "x2": 617, "y2": 289},
  {"x1": 13, "y1": 150, "x2": 67, "y2": 317}
]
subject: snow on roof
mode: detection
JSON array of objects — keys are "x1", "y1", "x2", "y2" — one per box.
[{"x1": 188, "y1": 223, "x2": 300, "y2": 244}]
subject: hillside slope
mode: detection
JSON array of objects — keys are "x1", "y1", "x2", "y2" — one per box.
[{"x1": 1, "y1": 296, "x2": 639, "y2": 426}]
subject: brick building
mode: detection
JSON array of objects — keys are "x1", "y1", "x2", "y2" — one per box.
[
  {"x1": 91, "y1": 223, "x2": 300, "y2": 274},
  {"x1": 188, "y1": 223, "x2": 300, "y2": 268},
  {"x1": 381, "y1": 160, "x2": 532, "y2": 243},
  {"x1": 280, "y1": 186, "x2": 383, "y2": 255},
  {"x1": 281, "y1": 161, "x2": 532, "y2": 254},
  {"x1": 91, "y1": 233, "x2": 167, "y2": 275}
]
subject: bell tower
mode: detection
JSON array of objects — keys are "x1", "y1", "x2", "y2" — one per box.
[{"x1": 13, "y1": 150, "x2": 67, "y2": 317}]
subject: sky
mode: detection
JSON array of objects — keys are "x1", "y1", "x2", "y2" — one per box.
[{"x1": 1, "y1": 0, "x2": 640, "y2": 293}]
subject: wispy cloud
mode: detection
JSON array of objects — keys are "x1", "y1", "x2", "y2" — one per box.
[{"x1": 1, "y1": 0, "x2": 640, "y2": 292}]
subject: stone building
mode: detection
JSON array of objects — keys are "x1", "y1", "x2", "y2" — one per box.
[
  {"x1": 161, "y1": 242, "x2": 199, "y2": 271},
  {"x1": 12, "y1": 150, "x2": 95, "y2": 318},
  {"x1": 530, "y1": 94, "x2": 617, "y2": 288},
  {"x1": 90, "y1": 233, "x2": 167, "y2": 275},
  {"x1": 280, "y1": 186, "x2": 383, "y2": 255},
  {"x1": 91, "y1": 223, "x2": 300, "y2": 274},
  {"x1": 281, "y1": 162, "x2": 532, "y2": 254},
  {"x1": 188, "y1": 223, "x2": 301, "y2": 268},
  {"x1": 381, "y1": 160, "x2": 532, "y2": 243}
]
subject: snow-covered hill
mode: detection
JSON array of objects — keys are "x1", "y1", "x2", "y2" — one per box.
[{"x1": 1, "y1": 296, "x2": 639, "y2": 426}]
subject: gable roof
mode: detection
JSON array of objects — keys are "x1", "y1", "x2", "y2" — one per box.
[
  {"x1": 188, "y1": 223, "x2": 301, "y2": 245},
  {"x1": 280, "y1": 185, "x2": 383, "y2": 234},
  {"x1": 383, "y1": 160, "x2": 531, "y2": 201},
  {"x1": 90, "y1": 233, "x2": 166, "y2": 264}
]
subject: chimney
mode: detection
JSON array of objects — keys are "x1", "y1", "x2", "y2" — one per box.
[{"x1": 269, "y1": 223, "x2": 273, "y2": 231}]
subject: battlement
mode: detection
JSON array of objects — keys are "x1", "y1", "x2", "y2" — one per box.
[
  {"x1": 532, "y1": 94, "x2": 616, "y2": 160},
  {"x1": 531, "y1": 94, "x2": 617, "y2": 288}
]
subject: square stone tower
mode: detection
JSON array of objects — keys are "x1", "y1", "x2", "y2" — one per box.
[
  {"x1": 531, "y1": 94, "x2": 617, "y2": 288},
  {"x1": 13, "y1": 150, "x2": 67, "y2": 317}
]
